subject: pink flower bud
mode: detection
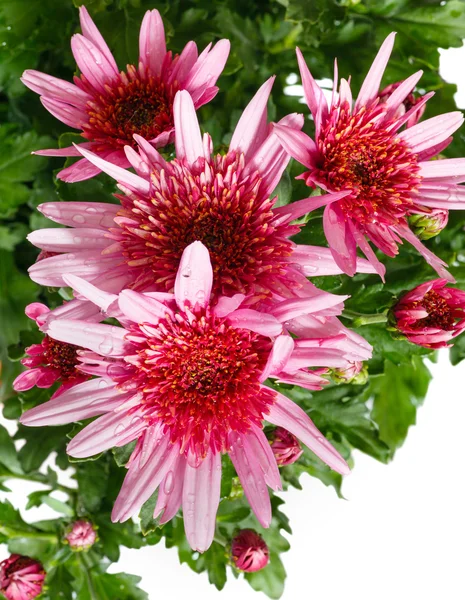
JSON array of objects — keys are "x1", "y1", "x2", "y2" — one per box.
[
  {"x1": 231, "y1": 530, "x2": 269, "y2": 573},
  {"x1": 408, "y1": 208, "x2": 449, "y2": 240},
  {"x1": 332, "y1": 361, "x2": 367, "y2": 384},
  {"x1": 0, "y1": 555, "x2": 45, "y2": 600},
  {"x1": 378, "y1": 80, "x2": 426, "y2": 128},
  {"x1": 64, "y1": 520, "x2": 98, "y2": 551},
  {"x1": 270, "y1": 427, "x2": 303, "y2": 466},
  {"x1": 394, "y1": 279, "x2": 465, "y2": 349}
]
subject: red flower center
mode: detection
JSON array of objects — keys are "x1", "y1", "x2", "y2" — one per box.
[
  {"x1": 111, "y1": 152, "x2": 294, "y2": 296},
  {"x1": 83, "y1": 65, "x2": 174, "y2": 149},
  {"x1": 413, "y1": 289, "x2": 455, "y2": 330},
  {"x1": 123, "y1": 307, "x2": 275, "y2": 456},
  {"x1": 42, "y1": 336, "x2": 82, "y2": 380},
  {"x1": 315, "y1": 104, "x2": 420, "y2": 225}
]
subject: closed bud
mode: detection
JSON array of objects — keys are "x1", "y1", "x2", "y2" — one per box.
[
  {"x1": 332, "y1": 361, "x2": 368, "y2": 385},
  {"x1": 270, "y1": 427, "x2": 303, "y2": 466},
  {"x1": 231, "y1": 530, "x2": 269, "y2": 573},
  {"x1": 408, "y1": 208, "x2": 449, "y2": 240},
  {"x1": 0, "y1": 555, "x2": 45, "y2": 600},
  {"x1": 64, "y1": 520, "x2": 98, "y2": 551}
]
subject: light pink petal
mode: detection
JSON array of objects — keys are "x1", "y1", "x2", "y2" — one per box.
[
  {"x1": 323, "y1": 203, "x2": 357, "y2": 276},
  {"x1": 154, "y1": 457, "x2": 186, "y2": 524},
  {"x1": 229, "y1": 77, "x2": 275, "y2": 160},
  {"x1": 133, "y1": 134, "x2": 170, "y2": 171},
  {"x1": 389, "y1": 91, "x2": 434, "y2": 133},
  {"x1": 112, "y1": 430, "x2": 180, "y2": 522},
  {"x1": 20, "y1": 379, "x2": 128, "y2": 426},
  {"x1": 383, "y1": 71, "x2": 423, "y2": 117},
  {"x1": 40, "y1": 97, "x2": 87, "y2": 129},
  {"x1": 119, "y1": 289, "x2": 173, "y2": 323},
  {"x1": 260, "y1": 335, "x2": 295, "y2": 381},
  {"x1": 355, "y1": 32, "x2": 396, "y2": 111},
  {"x1": 183, "y1": 449, "x2": 221, "y2": 552},
  {"x1": 174, "y1": 241, "x2": 213, "y2": 311},
  {"x1": 399, "y1": 112, "x2": 464, "y2": 153},
  {"x1": 74, "y1": 145, "x2": 150, "y2": 194},
  {"x1": 419, "y1": 158, "x2": 465, "y2": 184},
  {"x1": 245, "y1": 425, "x2": 282, "y2": 491},
  {"x1": 79, "y1": 6, "x2": 118, "y2": 74},
  {"x1": 28, "y1": 227, "x2": 109, "y2": 252},
  {"x1": 139, "y1": 9, "x2": 166, "y2": 76},
  {"x1": 416, "y1": 136, "x2": 452, "y2": 162},
  {"x1": 45, "y1": 298, "x2": 102, "y2": 324},
  {"x1": 290, "y1": 245, "x2": 376, "y2": 276},
  {"x1": 38, "y1": 201, "x2": 118, "y2": 229},
  {"x1": 33, "y1": 143, "x2": 94, "y2": 157},
  {"x1": 285, "y1": 347, "x2": 350, "y2": 370},
  {"x1": 296, "y1": 47, "x2": 328, "y2": 128},
  {"x1": 416, "y1": 185, "x2": 465, "y2": 209},
  {"x1": 395, "y1": 225, "x2": 453, "y2": 281},
  {"x1": 338, "y1": 78, "x2": 352, "y2": 106},
  {"x1": 57, "y1": 157, "x2": 104, "y2": 183},
  {"x1": 25, "y1": 302, "x2": 49, "y2": 321},
  {"x1": 184, "y1": 39, "x2": 230, "y2": 93},
  {"x1": 271, "y1": 294, "x2": 346, "y2": 323},
  {"x1": 273, "y1": 123, "x2": 316, "y2": 169},
  {"x1": 229, "y1": 431, "x2": 271, "y2": 528},
  {"x1": 277, "y1": 370, "x2": 329, "y2": 391},
  {"x1": 273, "y1": 190, "x2": 350, "y2": 226},
  {"x1": 67, "y1": 409, "x2": 147, "y2": 459},
  {"x1": 63, "y1": 274, "x2": 118, "y2": 313},
  {"x1": 173, "y1": 90, "x2": 205, "y2": 166},
  {"x1": 266, "y1": 391, "x2": 350, "y2": 475},
  {"x1": 213, "y1": 294, "x2": 245, "y2": 318},
  {"x1": 45, "y1": 319, "x2": 131, "y2": 357},
  {"x1": 347, "y1": 221, "x2": 386, "y2": 281},
  {"x1": 168, "y1": 41, "x2": 198, "y2": 86},
  {"x1": 71, "y1": 34, "x2": 118, "y2": 94},
  {"x1": 227, "y1": 309, "x2": 282, "y2": 337},
  {"x1": 21, "y1": 70, "x2": 91, "y2": 108},
  {"x1": 13, "y1": 368, "x2": 56, "y2": 392}
]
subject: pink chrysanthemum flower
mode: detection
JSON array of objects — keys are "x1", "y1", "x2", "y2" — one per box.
[
  {"x1": 0, "y1": 555, "x2": 45, "y2": 600},
  {"x1": 20, "y1": 242, "x2": 368, "y2": 552},
  {"x1": 28, "y1": 81, "x2": 374, "y2": 306},
  {"x1": 275, "y1": 33, "x2": 465, "y2": 281},
  {"x1": 64, "y1": 520, "x2": 98, "y2": 551},
  {"x1": 13, "y1": 303, "x2": 89, "y2": 397},
  {"x1": 231, "y1": 530, "x2": 269, "y2": 573},
  {"x1": 21, "y1": 6, "x2": 229, "y2": 182},
  {"x1": 269, "y1": 427, "x2": 303, "y2": 466},
  {"x1": 393, "y1": 278, "x2": 465, "y2": 349}
]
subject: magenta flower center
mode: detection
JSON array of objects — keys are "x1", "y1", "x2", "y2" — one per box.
[
  {"x1": 83, "y1": 65, "x2": 174, "y2": 149},
  {"x1": 112, "y1": 153, "x2": 294, "y2": 295},
  {"x1": 411, "y1": 290, "x2": 455, "y2": 330},
  {"x1": 315, "y1": 104, "x2": 420, "y2": 225},
  {"x1": 42, "y1": 336, "x2": 82, "y2": 380},
  {"x1": 123, "y1": 307, "x2": 275, "y2": 455}
]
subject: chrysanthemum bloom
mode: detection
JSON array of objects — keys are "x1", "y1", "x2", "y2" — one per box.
[
  {"x1": 21, "y1": 6, "x2": 229, "y2": 182},
  {"x1": 0, "y1": 555, "x2": 45, "y2": 600},
  {"x1": 20, "y1": 242, "x2": 366, "y2": 552},
  {"x1": 269, "y1": 427, "x2": 303, "y2": 466},
  {"x1": 275, "y1": 33, "x2": 465, "y2": 281},
  {"x1": 64, "y1": 520, "x2": 98, "y2": 551},
  {"x1": 393, "y1": 278, "x2": 465, "y2": 349},
  {"x1": 408, "y1": 207, "x2": 448, "y2": 240},
  {"x1": 231, "y1": 530, "x2": 269, "y2": 573},
  {"x1": 377, "y1": 80, "x2": 426, "y2": 128},
  {"x1": 28, "y1": 83, "x2": 374, "y2": 324},
  {"x1": 13, "y1": 303, "x2": 89, "y2": 397}
]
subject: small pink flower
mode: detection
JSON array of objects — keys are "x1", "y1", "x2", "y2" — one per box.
[
  {"x1": 0, "y1": 554, "x2": 45, "y2": 600},
  {"x1": 20, "y1": 242, "x2": 366, "y2": 552},
  {"x1": 332, "y1": 360, "x2": 367, "y2": 384},
  {"x1": 65, "y1": 520, "x2": 97, "y2": 551},
  {"x1": 21, "y1": 6, "x2": 230, "y2": 182},
  {"x1": 408, "y1": 207, "x2": 449, "y2": 240},
  {"x1": 275, "y1": 33, "x2": 465, "y2": 281},
  {"x1": 394, "y1": 279, "x2": 465, "y2": 349},
  {"x1": 231, "y1": 530, "x2": 269, "y2": 572},
  {"x1": 13, "y1": 303, "x2": 89, "y2": 397},
  {"x1": 270, "y1": 427, "x2": 303, "y2": 466},
  {"x1": 378, "y1": 80, "x2": 426, "y2": 128}
]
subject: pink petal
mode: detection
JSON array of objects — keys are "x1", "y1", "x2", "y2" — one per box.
[
  {"x1": 40, "y1": 97, "x2": 87, "y2": 129},
  {"x1": 173, "y1": 90, "x2": 205, "y2": 166},
  {"x1": 183, "y1": 449, "x2": 221, "y2": 552},
  {"x1": 271, "y1": 294, "x2": 347, "y2": 323},
  {"x1": 383, "y1": 71, "x2": 423, "y2": 118},
  {"x1": 290, "y1": 245, "x2": 377, "y2": 276},
  {"x1": 296, "y1": 47, "x2": 328, "y2": 130},
  {"x1": 389, "y1": 91, "x2": 434, "y2": 133},
  {"x1": 226, "y1": 309, "x2": 282, "y2": 337},
  {"x1": 139, "y1": 9, "x2": 166, "y2": 76},
  {"x1": 273, "y1": 190, "x2": 350, "y2": 226},
  {"x1": 79, "y1": 6, "x2": 118, "y2": 75},
  {"x1": 323, "y1": 203, "x2": 357, "y2": 276},
  {"x1": 38, "y1": 201, "x2": 118, "y2": 229},
  {"x1": 63, "y1": 274, "x2": 118, "y2": 313},
  {"x1": 21, "y1": 69, "x2": 91, "y2": 108},
  {"x1": 154, "y1": 457, "x2": 186, "y2": 524},
  {"x1": 33, "y1": 144, "x2": 94, "y2": 157},
  {"x1": 25, "y1": 302, "x2": 49, "y2": 322},
  {"x1": 244, "y1": 425, "x2": 282, "y2": 491},
  {"x1": 57, "y1": 156, "x2": 104, "y2": 183},
  {"x1": 266, "y1": 391, "x2": 350, "y2": 475},
  {"x1": 273, "y1": 123, "x2": 316, "y2": 169},
  {"x1": 229, "y1": 77, "x2": 275, "y2": 160},
  {"x1": 229, "y1": 431, "x2": 272, "y2": 528},
  {"x1": 419, "y1": 158, "x2": 465, "y2": 183},
  {"x1": 168, "y1": 41, "x2": 198, "y2": 86},
  {"x1": 213, "y1": 294, "x2": 245, "y2": 318},
  {"x1": 45, "y1": 319, "x2": 131, "y2": 357},
  {"x1": 347, "y1": 221, "x2": 386, "y2": 281},
  {"x1": 71, "y1": 34, "x2": 118, "y2": 94},
  {"x1": 174, "y1": 241, "x2": 213, "y2": 311},
  {"x1": 416, "y1": 184, "x2": 465, "y2": 209},
  {"x1": 355, "y1": 32, "x2": 396, "y2": 111},
  {"x1": 338, "y1": 78, "x2": 352, "y2": 106},
  {"x1": 118, "y1": 289, "x2": 173, "y2": 323},
  {"x1": 28, "y1": 227, "x2": 109, "y2": 252},
  {"x1": 399, "y1": 112, "x2": 464, "y2": 153},
  {"x1": 184, "y1": 39, "x2": 230, "y2": 94},
  {"x1": 260, "y1": 335, "x2": 294, "y2": 381},
  {"x1": 13, "y1": 368, "x2": 55, "y2": 392}
]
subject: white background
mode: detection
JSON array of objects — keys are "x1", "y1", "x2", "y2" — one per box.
[{"x1": 2, "y1": 47, "x2": 465, "y2": 600}]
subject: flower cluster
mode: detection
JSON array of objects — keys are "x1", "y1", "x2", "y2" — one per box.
[{"x1": 11, "y1": 3, "x2": 465, "y2": 585}]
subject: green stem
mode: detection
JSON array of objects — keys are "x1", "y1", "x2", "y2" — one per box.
[
  {"x1": 214, "y1": 531, "x2": 228, "y2": 547},
  {"x1": 0, "y1": 528, "x2": 57, "y2": 541},
  {"x1": 2, "y1": 472, "x2": 76, "y2": 496},
  {"x1": 80, "y1": 554, "x2": 99, "y2": 600},
  {"x1": 342, "y1": 309, "x2": 388, "y2": 326}
]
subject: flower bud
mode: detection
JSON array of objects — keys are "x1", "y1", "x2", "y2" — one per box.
[
  {"x1": 393, "y1": 279, "x2": 465, "y2": 349},
  {"x1": 270, "y1": 427, "x2": 303, "y2": 466},
  {"x1": 378, "y1": 80, "x2": 426, "y2": 128},
  {"x1": 231, "y1": 530, "x2": 269, "y2": 573},
  {"x1": 408, "y1": 208, "x2": 448, "y2": 240},
  {"x1": 0, "y1": 554, "x2": 45, "y2": 600},
  {"x1": 332, "y1": 361, "x2": 368, "y2": 385},
  {"x1": 64, "y1": 520, "x2": 98, "y2": 551}
]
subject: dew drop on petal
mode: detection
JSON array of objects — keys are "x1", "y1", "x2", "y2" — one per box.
[
  {"x1": 164, "y1": 471, "x2": 174, "y2": 494},
  {"x1": 73, "y1": 214, "x2": 86, "y2": 224}
]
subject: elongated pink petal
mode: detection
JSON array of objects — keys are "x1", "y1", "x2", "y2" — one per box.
[
  {"x1": 133, "y1": 134, "x2": 169, "y2": 171},
  {"x1": 57, "y1": 156, "x2": 104, "y2": 183},
  {"x1": 79, "y1": 6, "x2": 118, "y2": 75},
  {"x1": 33, "y1": 144, "x2": 94, "y2": 157},
  {"x1": 38, "y1": 201, "x2": 118, "y2": 229},
  {"x1": 28, "y1": 228, "x2": 109, "y2": 252},
  {"x1": 154, "y1": 457, "x2": 186, "y2": 524},
  {"x1": 183, "y1": 450, "x2": 221, "y2": 552},
  {"x1": 139, "y1": 9, "x2": 166, "y2": 75},
  {"x1": 416, "y1": 185, "x2": 465, "y2": 209},
  {"x1": 399, "y1": 112, "x2": 464, "y2": 153},
  {"x1": 168, "y1": 41, "x2": 198, "y2": 86},
  {"x1": 71, "y1": 34, "x2": 118, "y2": 93},
  {"x1": 266, "y1": 391, "x2": 350, "y2": 475},
  {"x1": 62, "y1": 274, "x2": 118, "y2": 313},
  {"x1": 290, "y1": 245, "x2": 376, "y2": 276},
  {"x1": 244, "y1": 425, "x2": 282, "y2": 491},
  {"x1": 383, "y1": 70, "x2": 423, "y2": 117},
  {"x1": 213, "y1": 294, "x2": 245, "y2": 318},
  {"x1": 395, "y1": 225, "x2": 453, "y2": 281},
  {"x1": 229, "y1": 431, "x2": 272, "y2": 528},
  {"x1": 40, "y1": 97, "x2": 87, "y2": 129},
  {"x1": 389, "y1": 91, "x2": 434, "y2": 133},
  {"x1": 260, "y1": 335, "x2": 294, "y2": 381},
  {"x1": 112, "y1": 432, "x2": 180, "y2": 522},
  {"x1": 229, "y1": 77, "x2": 275, "y2": 160},
  {"x1": 273, "y1": 190, "x2": 350, "y2": 225},
  {"x1": 271, "y1": 294, "x2": 346, "y2": 323},
  {"x1": 296, "y1": 47, "x2": 328, "y2": 127},
  {"x1": 355, "y1": 32, "x2": 396, "y2": 111},
  {"x1": 119, "y1": 289, "x2": 173, "y2": 323},
  {"x1": 419, "y1": 158, "x2": 465, "y2": 182},
  {"x1": 227, "y1": 309, "x2": 282, "y2": 337},
  {"x1": 285, "y1": 347, "x2": 350, "y2": 370},
  {"x1": 45, "y1": 319, "x2": 131, "y2": 357},
  {"x1": 13, "y1": 368, "x2": 58, "y2": 392},
  {"x1": 273, "y1": 123, "x2": 316, "y2": 169},
  {"x1": 323, "y1": 203, "x2": 357, "y2": 276},
  {"x1": 21, "y1": 70, "x2": 91, "y2": 108},
  {"x1": 338, "y1": 78, "x2": 352, "y2": 106},
  {"x1": 174, "y1": 241, "x2": 213, "y2": 311},
  {"x1": 173, "y1": 90, "x2": 205, "y2": 166},
  {"x1": 347, "y1": 221, "x2": 386, "y2": 281},
  {"x1": 184, "y1": 39, "x2": 230, "y2": 93}
]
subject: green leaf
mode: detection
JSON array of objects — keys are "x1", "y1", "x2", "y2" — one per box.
[
  {"x1": 15, "y1": 424, "x2": 70, "y2": 473},
  {"x1": 139, "y1": 490, "x2": 160, "y2": 536},
  {"x1": 205, "y1": 543, "x2": 227, "y2": 591},
  {"x1": 76, "y1": 457, "x2": 110, "y2": 513},
  {"x1": 0, "y1": 499, "x2": 36, "y2": 537},
  {"x1": 245, "y1": 551, "x2": 286, "y2": 599},
  {"x1": 41, "y1": 495, "x2": 74, "y2": 517},
  {"x1": 112, "y1": 440, "x2": 136, "y2": 467},
  {"x1": 44, "y1": 565, "x2": 74, "y2": 600},
  {"x1": 0, "y1": 424, "x2": 23, "y2": 474}
]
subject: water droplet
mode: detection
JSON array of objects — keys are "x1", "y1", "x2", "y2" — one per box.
[
  {"x1": 98, "y1": 337, "x2": 114, "y2": 355},
  {"x1": 181, "y1": 266, "x2": 191, "y2": 278},
  {"x1": 195, "y1": 290, "x2": 205, "y2": 302},
  {"x1": 164, "y1": 471, "x2": 174, "y2": 494},
  {"x1": 114, "y1": 423, "x2": 125, "y2": 436},
  {"x1": 73, "y1": 236, "x2": 82, "y2": 244},
  {"x1": 72, "y1": 214, "x2": 86, "y2": 224}
]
